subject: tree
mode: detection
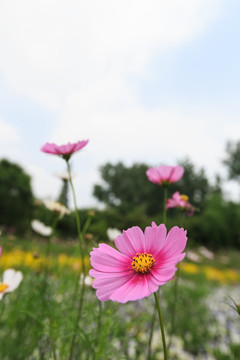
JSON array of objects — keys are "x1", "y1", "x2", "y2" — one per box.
[
  {"x1": 93, "y1": 159, "x2": 211, "y2": 216},
  {"x1": 93, "y1": 162, "x2": 155, "y2": 211},
  {"x1": 223, "y1": 140, "x2": 240, "y2": 182},
  {"x1": 0, "y1": 159, "x2": 33, "y2": 233}
]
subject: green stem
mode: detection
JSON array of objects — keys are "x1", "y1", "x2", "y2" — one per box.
[
  {"x1": 66, "y1": 160, "x2": 86, "y2": 275},
  {"x1": 168, "y1": 265, "x2": 180, "y2": 351},
  {"x1": 168, "y1": 213, "x2": 185, "y2": 349},
  {"x1": 154, "y1": 292, "x2": 167, "y2": 360},
  {"x1": 92, "y1": 300, "x2": 103, "y2": 359},
  {"x1": 147, "y1": 186, "x2": 168, "y2": 358},
  {"x1": 68, "y1": 281, "x2": 86, "y2": 360},
  {"x1": 163, "y1": 186, "x2": 168, "y2": 226},
  {"x1": 66, "y1": 160, "x2": 87, "y2": 360},
  {"x1": 44, "y1": 215, "x2": 59, "y2": 360},
  {"x1": 147, "y1": 299, "x2": 157, "y2": 360}
]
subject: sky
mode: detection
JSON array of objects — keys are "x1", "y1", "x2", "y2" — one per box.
[{"x1": 0, "y1": 0, "x2": 240, "y2": 208}]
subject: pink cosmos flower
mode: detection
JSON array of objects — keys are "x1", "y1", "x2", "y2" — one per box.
[
  {"x1": 89, "y1": 222, "x2": 187, "y2": 303},
  {"x1": 166, "y1": 192, "x2": 189, "y2": 209},
  {"x1": 166, "y1": 192, "x2": 195, "y2": 216},
  {"x1": 41, "y1": 140, "x2": 89, "y2": 160},
  {"x1": 146, "y1": 165, "x2": 184, "y2": 186}
]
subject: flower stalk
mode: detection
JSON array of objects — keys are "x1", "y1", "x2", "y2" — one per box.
[
  {"x1": 154, "y1": 291, "x2": 167, "y2": 360},
  {"x1": 66, "y1": 160, "x2": 86, "y2": 360}
]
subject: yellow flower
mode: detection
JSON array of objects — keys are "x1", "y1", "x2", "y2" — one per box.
[{"x1": 181, "y1": 262, "x2": 199, "y2": 274}]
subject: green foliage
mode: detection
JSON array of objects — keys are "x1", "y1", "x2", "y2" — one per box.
[
  {"x1": 0, "y1": 237, "x2": 239, "y2": 359},
  {"x1": 164, "y1": 280, "x2": 216, "y2": 354},
  {"x1": 0, "y1": 158, "x2": 33, "y2": 233},
  {"x1": 93, "y1": 162, "x2": 155, "y2": 210},
  {"x1": 213, "y1": 343, "x2": 240, "y2": 360},
  {"x1": 189, "y1": 194, "x2": 240, "y2": 249},
  {"x1": 223, "y1": 140, "x2": 240, "y2": 182}
]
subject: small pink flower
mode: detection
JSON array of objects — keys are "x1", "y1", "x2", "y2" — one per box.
[
  {"x1": 166, "y1": 192, "x2": 189, "y2": 209},
  {"x1": 146, "y1": 165, "x2": 184, "y2": 186},
  {"x1": 89, "y1": 222, "x2": 187, "y2": 303},
  {"x1": 166, "y1": 192, "x2": 195, "y2": 216},
  {"x1": 41, "y1": 140, "x2": 89, "y2": 160}
]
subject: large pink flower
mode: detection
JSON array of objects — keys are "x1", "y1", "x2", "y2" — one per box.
[
  {"x1": 146, "y1": 165, "x2": 184, "y2": 186},
  {"x1": 41, "y1": 140, "x2": 89, "y2": 159},
  {"x1": 89, "y1": 222, "x2": 187, "y2": 303}
]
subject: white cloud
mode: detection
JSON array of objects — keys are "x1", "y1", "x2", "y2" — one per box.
[
  {"x1": 26, "y1": 164, "x2": 60, "y2": 200},
  {"x1": 0, "y1": 0, "x2": 221, "y2": 109},
  {"x1": 0, "y1": 119, "x2": 21, "y2": 162},
  {"x1": 1, "y1": 0, "x2": 235, "y2": 206},
  {"x1": 0, "y1": 119, "x2": 19, "y2": 143}
]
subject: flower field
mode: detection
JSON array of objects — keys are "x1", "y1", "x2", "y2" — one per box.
[{"x1": 0, "y1": 234, "x2": 239, "y2": 360}]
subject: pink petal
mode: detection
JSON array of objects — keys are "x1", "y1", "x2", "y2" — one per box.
[
  {"x1": 146, "y1": 166, "x2": 184, "y2": 185},
  {"x1": 92, "y1": 271, "x2": 133, "y2": 301},
  {"x1": 146, "y1": 168, "x2": 162, "y2": 184},
  {"x1": 151, "y1": 267, "x2": 177, "y2": 283},
  {"x1": 170, "y1": 166, "x2": 184, "y2": 183},
  {"x1": 144, "y1": 222, "x2": 167, "y2": 256},
  {"x1": 89, "y1": 268, "x2": 134, "y2": 301},
  {"x1": 41, "y1": 140, "x2": 88, "y2": 155},
  {"x1": 159, "y1": 166, "x2": 174, "y2": 181},
  {"x1": 115, "y1": 226, "x2": 145, "y2": 257},
  {"x1": 172, "y1": 192, "x2": 181, "y2": 201},
  {"x1": 160, "y1": 227, "x2": 187, "y2": 257},
  {"x1": 110, "y1": 273, "x2": 157, "y2": 303},
  {"x1": 154, "y1": 253, "x2": 186, "y2": 268},
  {"x1": 90, "y1": 244, "x2": 130, "y2": 273}
]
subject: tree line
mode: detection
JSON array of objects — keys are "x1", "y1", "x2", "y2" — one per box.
[{"x1": 0, "y1": 140, "x2": 240, "y2": 248}]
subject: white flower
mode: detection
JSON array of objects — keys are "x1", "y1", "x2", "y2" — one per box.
[
  {"x1": 31, "y1": 219, "x2": 52, "y2": 237},
  {"x1": 186, "y1": 250, "x2": 201, "y2": 263},
  {"x1": 0, "y1": 269, "x2": 23, "y2": 300},
  {"x1": 79, "y1": 274, "x2": 93, "y2": 287},
  {"x1": 106, "y1": 228, "x2": 121, "y2": 242},
  {"x1": 199, "y1": 246, "x2": 215, "y2": 260},
  {"x1": 43, "y1": 199, "x2": 71, "y2": 219}
]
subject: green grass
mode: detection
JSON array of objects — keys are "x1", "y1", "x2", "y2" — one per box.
[{"x1": 0, "y1": 235, "x2": 239, "y2": 360}]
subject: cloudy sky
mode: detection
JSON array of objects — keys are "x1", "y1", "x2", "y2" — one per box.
[{"x1": 0, "y1": 0, "x2": 240, "y2": 207}]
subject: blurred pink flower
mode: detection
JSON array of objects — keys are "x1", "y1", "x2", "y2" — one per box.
[
  {"x1": 89, "y1": 222, "x2": 187, "y2": 303},
  {"x1": 146, "y1": 165, "x2": 184, "y2": 186},
  {"x1": 166, "y1": 192, "x2": 188, "y2": 209},
  {"x1": 166, "y1": 191, "x2": 195, "y2": 216},
  {"x1": 0, "y1": 247, "x2": 2, "y2": 258},
  {"x1": 41, "y1": 140, "x2": 89, "y2": 160}
]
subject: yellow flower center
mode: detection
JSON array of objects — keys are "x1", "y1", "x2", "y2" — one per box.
[
  {"x1": 180, "y1": 194, "x2": 189, "y2": 202},
  {"x1": 0, "y1": 283, "x2": 8, "y2": 293},
  {"x1": 132, "y1": 253, "x2": 155, "y2": 274}
]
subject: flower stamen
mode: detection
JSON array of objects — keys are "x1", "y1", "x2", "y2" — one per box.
[
  {"x1": 180, "y1": 194, "x2": 189, "y2": 202},
  {"x1": 132, "y1": 253, "x2": 155, "y2": 274},
  {"x1": 0, "y1": 283, "x2": 8, "y2": 293}
]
